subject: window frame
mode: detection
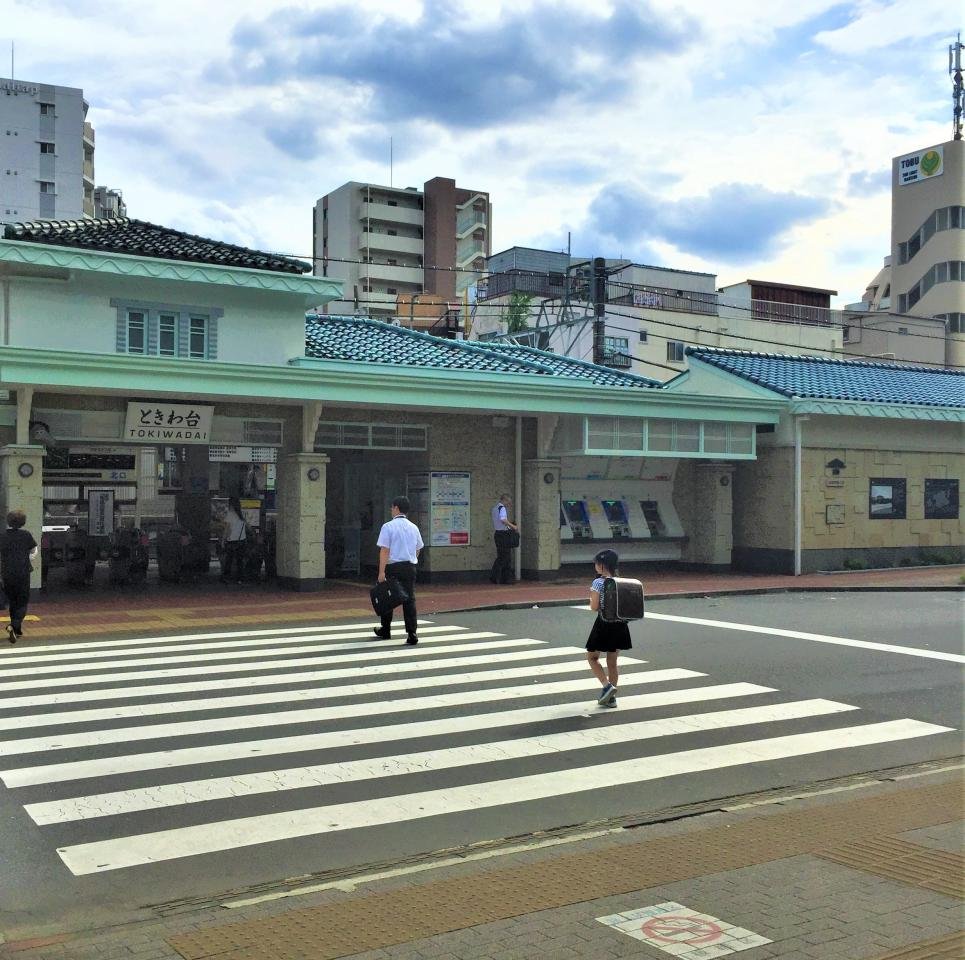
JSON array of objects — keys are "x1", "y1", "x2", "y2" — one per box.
[
  {"x1": 666, "y1": 341, "x2": 685, "y2": 363},
  {"x1": 111, "y1": 299, "x2": 222, "y2": 360}
]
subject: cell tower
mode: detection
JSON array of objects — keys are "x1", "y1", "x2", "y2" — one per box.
[{"x1": 951, "y1": 32, "x2": 964, "y2": 140}]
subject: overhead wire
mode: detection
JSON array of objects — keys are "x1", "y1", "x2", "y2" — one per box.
[
  {"x1": 336, "y1": 295, "x2": 964, "y2": 370},
  {"x1": 300, "y1": 250, "x2": 956, "y2": 347}
]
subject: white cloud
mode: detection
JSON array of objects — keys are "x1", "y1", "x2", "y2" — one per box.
[{"x1": 1, "y1": 0, "x2": 959, "y2": 305}]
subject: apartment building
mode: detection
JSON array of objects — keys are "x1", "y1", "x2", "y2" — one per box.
[
  {"x1": 472, "y1": 247, "x2": 841, "y2": 381},
  {"x1": 846, "y1": 138, "x2": 964, "y2": 368},
  {"x1": 313, "y1": 177, "x2": 490, "y2": 317},
  {"x1": 93, "y1": 185, "x2": 126, "y2": 219},
  {"x1": 0, "y1": 76, "x2": 94, "y2": 220}
]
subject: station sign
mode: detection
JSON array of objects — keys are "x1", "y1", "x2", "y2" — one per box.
[{"x1": 123, "y1": 403, "x2": 214, "y2": 443}]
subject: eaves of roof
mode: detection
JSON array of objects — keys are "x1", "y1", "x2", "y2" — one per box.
[
  {"x1": 0, "y1": 344, "x2": 781, "y2": 421},
  {"x1": 789, "y1": 398, "x2": 965, "y2": 421},
  {"x1": 0, "y1": 239, "x2": 342, "y2": 304}
]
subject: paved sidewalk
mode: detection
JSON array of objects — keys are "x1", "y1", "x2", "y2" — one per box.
[
  {"x1": 2, "y1": 767, "x2": 961, "y2": 960},
  {"x1": 15, "y1": 564, "x2": 965, "y2": 641}
]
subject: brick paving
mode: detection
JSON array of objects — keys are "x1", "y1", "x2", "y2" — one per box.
[
  {"x1": 3, "y1": 774, "x2": 961, "y2": 959},
  {"x1": 16, "y1": 564, "x2": 965, "y2": 641}
]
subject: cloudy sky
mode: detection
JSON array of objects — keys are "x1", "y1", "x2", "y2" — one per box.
[{"x1": 2, "y1": 0, "x2": 959, "y2": 304}]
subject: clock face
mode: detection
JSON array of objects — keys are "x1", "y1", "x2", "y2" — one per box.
[
  {"x1": 307, "y1": 467, "x2": 320, "y2": 481},
  {"x1": 544, "y1": 472, "x2": 555, "y2": 485},
  {"x1": 17, "y1": 462, "x2": 34, "y2": 479}
]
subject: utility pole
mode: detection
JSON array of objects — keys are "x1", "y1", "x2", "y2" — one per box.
[{"x1": 592, "y1": 256, "x2": 607, "y2": 365}]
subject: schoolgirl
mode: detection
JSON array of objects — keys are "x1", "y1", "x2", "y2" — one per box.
[{"x1": 585, "y1": 548, "x2": 631, "y2": 706}]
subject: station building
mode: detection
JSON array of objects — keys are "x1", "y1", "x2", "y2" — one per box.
[{"x1": 0, "y1": 217, "x2": 960, "y2": 592}]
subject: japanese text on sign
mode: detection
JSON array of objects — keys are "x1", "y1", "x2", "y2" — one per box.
[{"x1": 123, "y1": 403, "x2": 214, "y2": 443}]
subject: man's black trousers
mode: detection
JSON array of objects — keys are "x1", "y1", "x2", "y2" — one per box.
[
  {"x1": 380, "y1": 560, "x2": 418, "y2": 636},
  {"x1": 490, "y1": 530, "x2": 515, "y2": 584},
  {"x1": 3, "y1": 574, "x2": 30, "y2": 633}
]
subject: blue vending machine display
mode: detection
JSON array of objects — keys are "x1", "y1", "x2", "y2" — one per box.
[{"x1": 600, "y1": 499, "x2": 630, "y2": 538}]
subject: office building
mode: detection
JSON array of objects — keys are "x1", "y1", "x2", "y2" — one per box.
[
  {"x1": 1, "y1": 76, "x2": 94, "y2": 220},
  {"x1": 313, "y1": 177, "x2": 491, "y2": 317}
]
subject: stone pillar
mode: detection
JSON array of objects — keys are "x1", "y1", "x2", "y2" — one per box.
[
  {"x1": 686, "y1": 462, "x2": 735, "y2": 569},
  {"x1": 521, "y1": 458, "x2": 561, "y2": 580},
  {"x1": 0, "y1": 445, "x2": 45, "y2": 590},
  {"x1": 275, "y1": 452, "x2": 329, "y2": 590}
]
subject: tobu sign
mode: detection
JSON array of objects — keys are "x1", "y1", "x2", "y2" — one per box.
[
  {"x1": 124, "y1": 402, "x2": 214, "y2": 443},
  {"x1": 897, "y1": 145, "x2": 944, "y2": 185}
]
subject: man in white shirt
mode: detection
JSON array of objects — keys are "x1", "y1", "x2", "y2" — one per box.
[
  {"x1": 373, "y1": 496, "x2": 424, "y2": 645},
  {"x1": 490, "y1": 493, "x2": 519, "y2": 585}
]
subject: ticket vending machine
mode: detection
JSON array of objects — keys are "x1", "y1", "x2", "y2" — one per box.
[
  {"x1": 561, "y1": 499, "x2": 593, "y2": 540},
  {"x1": 600, "y1": 499, "x2": 631, "y2": 539}
]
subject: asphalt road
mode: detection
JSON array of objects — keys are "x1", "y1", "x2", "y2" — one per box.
[{"x1": 0, "y1": 590, "x2": 961, "y2": 940}]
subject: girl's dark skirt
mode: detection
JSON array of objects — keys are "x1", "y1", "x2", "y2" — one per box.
[{"x1": 585, "y1": 616, "x2": 632, "y2": 652}]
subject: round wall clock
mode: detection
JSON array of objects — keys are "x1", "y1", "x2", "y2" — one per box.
[{"x1": 17, "y1": 462, "x2": 34, "y2": 478}]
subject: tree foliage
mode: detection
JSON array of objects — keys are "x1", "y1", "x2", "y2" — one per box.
[{"x1": 505, "y1": 292, "x2": 533, "y2": 334}]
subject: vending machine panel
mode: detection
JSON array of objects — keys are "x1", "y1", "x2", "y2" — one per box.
[
  {"x1": 562, "y1": 499, "x2": 593, "y2": 539},
  {"x1": 640, "y1": 500, "x2": 667, "y2": 537},
  {"x1": 600, "y1": 499, "x2": 631, "y2": 538}
]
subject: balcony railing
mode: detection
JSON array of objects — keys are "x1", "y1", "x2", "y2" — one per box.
[{"x1": 456, "y1": 209, "x2": 487, "y2": 235}]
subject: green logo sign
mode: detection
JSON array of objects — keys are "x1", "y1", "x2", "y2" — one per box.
[{"x1": 920, "y1": 150, "x2": 941, "y2": 176}]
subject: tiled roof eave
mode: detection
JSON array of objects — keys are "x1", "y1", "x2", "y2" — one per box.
[
  {"x1": 790, "y1": 398, "x2": 965, "y2": 420},
  {"x1": 0, "y1": 239, "x2": 341, "y2": 302}
]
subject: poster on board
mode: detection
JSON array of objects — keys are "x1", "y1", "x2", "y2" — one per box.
[
  {"x1": 88, "y1": 489, "x2": 114, "y2": 537},
  {"x1": 429, "y1": 471, "x2": 471, "y2": 546}
]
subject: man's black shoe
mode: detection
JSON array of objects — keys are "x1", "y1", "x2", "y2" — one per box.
[
  {"x1": 406, "y1": 634, "x2": 419, "y2": 645},
  {"x1": 372, "y1": 628, "x2": 390, "y2": 640}
]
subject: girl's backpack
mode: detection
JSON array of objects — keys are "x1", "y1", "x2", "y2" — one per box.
[{"x1": 599, "y1": 577, "x2": 645, "y2": 623}]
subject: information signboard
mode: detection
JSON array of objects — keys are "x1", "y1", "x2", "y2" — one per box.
[
  {"x1": 429, "y1": 471, "x2": 471, "y2": 546},
  {"x1": 88, "y1": 489, "x2": 115, "y2": 537}
]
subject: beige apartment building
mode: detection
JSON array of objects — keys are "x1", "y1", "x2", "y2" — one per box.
[
  {"x1": 313, "y1": 177, "x2": 490, "y2": 318},
  {"x1": 848, "y1": 138, "x2": 964, "y2": 368}
]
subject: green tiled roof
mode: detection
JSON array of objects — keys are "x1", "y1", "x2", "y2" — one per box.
[
  {"x1": 687, "y1": 347, "x2": 964, "y2": 408},
  {"x1": 305, "y1": 317, "x2": 661, "y2": 387}
]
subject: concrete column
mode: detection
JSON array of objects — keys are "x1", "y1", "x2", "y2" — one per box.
[
  {"x1": 0, "y1": 445, "x2": 45, "y2": 590},
  {"x1": 521, "y1": 458, "x2": 561, "y2": 581},
  {"x1": 686, "y1": 462, "x2": 735, "y2": 569},
  {"x1": 174, "y1": 445, "x2": 211, "y2": 572},
  {"x1": 275, "y1": 452, "x2": 330, "y2": 590}
]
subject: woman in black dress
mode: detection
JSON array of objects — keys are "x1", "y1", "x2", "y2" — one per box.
[
  {"x1": 585, "y1": 549, "x2": 631, "y2": 707},
  {"x1": 0, "y1": 509, "x2": 38, "y2": 643}
]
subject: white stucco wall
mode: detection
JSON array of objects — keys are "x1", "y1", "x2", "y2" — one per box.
[{"x1": 5, "y1": 269, "x2": 310, "y2": 364}]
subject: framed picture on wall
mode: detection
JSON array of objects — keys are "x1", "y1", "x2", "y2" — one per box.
[
  {"x1": 869, "y1": 478, "x2": 906, "y2": 519},
  {"x1": 924, "y1": 479, "x2": 959, "y2": 520}
]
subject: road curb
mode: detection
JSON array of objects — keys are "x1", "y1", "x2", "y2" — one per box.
[{"x1": 435, "y1": 584, "x2": 964, "y2": 614}]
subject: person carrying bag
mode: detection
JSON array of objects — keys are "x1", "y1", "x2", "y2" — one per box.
[{"x1": 371, "y1": 496, "x2": 423, "y2": 645}]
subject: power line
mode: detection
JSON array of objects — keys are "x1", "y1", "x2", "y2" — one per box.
[
  {"x1": 338, "y1": 296, "x2": 964, "y2": 369},
  {"x1": 305, "y1": 252, "x2": 955, "y2": 347}
]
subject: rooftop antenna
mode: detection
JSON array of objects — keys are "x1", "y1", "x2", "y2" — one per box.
[
  {"x1": 951, "y1": 32, "x2": 964, "y2": 140},
  {"x1": 10, "y1": 41, "x2": 13, "y2": 79},
  {"x1": 389, "y1": 136, "x2": 393, "y2": 187}
]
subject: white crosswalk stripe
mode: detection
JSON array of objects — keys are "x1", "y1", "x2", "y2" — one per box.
[{"x1": 0, "y1": 617, "x2": 952, "y2": 877}]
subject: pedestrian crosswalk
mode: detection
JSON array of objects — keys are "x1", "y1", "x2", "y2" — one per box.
[{"x1": 0, "y1": 618, "x2": 953, "y2": 878}]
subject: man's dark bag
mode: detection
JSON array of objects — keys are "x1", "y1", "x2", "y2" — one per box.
[
  {"x1": 599, "y1": 576, "x2": 644, "y2": 623},
  {"x1": 369, "y1": 578, "x2": 410, "y2": 616},
  {"x1": 507, "y1": 529, "x2": 520, "y2": 547}
]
